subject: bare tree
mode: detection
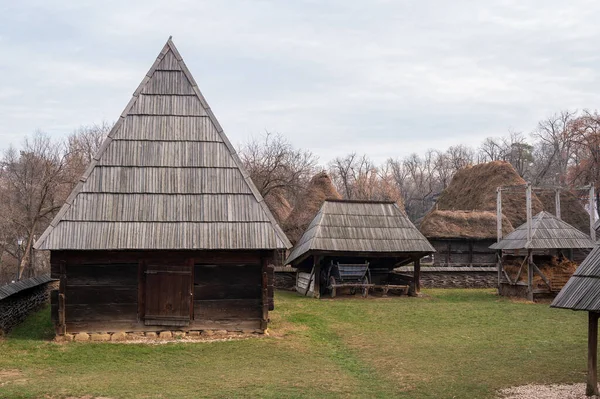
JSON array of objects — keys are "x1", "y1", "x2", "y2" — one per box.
[{"x1": 239, "y1": 132, "x2": 317, "y2": 208}]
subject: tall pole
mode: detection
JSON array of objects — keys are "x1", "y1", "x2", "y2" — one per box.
[
  {"x1": 588, "y1": 312, "x2": 600, "y2": 396},
  {"x1": 526, "y1": 184, "x2": 532, "y2": 245},
  {"x1": 497, "y1": 187, "x2": 503, "y2": 243},
  {"x1": 591, "y1": 184, "x2": 597, "y2": 242}
]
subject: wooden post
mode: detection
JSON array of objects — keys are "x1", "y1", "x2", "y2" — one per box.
[
  {"x1": 261, "y1": 255, "x2": 269, "y2": 331},
  {"x1": 58, "y1": 260, "x2": 66, "y2": 335},
  {"x1": 497, "y1": 187, "x2": 503, "y2": 242},
  {"x1": 526, "y1": 183, "x2": 532, "y2": 245},
  {"x1": 497, "y1": 251, "x2": 502, "y2": 289},
  {"x1": 414, "y1": 257, "x2": 421, "y2": 294},
  {"x1": 555, "y1": 189, "x2": 561, "y2": 220},
  {"x1": 587, "y1": 312, "x2": 600, "y2": 396},
  {"x1": 590, "y1": 184, "x2": 597, "y2": 242},
  {"x1": 313, "y1": 256, "x2": 321, "y2": 299},
  {"x1": 527, "y1": 249, "x2": 534, "y2": 302}
]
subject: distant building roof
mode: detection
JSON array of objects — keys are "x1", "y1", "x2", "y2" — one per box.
[
  {"x1": 552, "y1": 244, "x2": 600, "y2": 311},
  {"x1": 286, "y1": 200, "x2": 434, "y2": 265},
  {"x1": 34, "y1": 38, "x2": 290, "y2": 251},
  {"x1": 490, "y1": 211, "x2": 595, "y2": 250}
]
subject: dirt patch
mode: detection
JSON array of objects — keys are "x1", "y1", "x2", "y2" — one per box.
[
  {"x1": 0, "y1": 369, "x2": 23, "y2": 379},
  {"x1": 498, "y1": 383, "x2": 590, "y2": 399}
]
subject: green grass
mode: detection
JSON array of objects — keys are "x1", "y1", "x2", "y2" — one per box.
[{"x1": 0, "y1": 289, "x2": 590, "y2": 399}]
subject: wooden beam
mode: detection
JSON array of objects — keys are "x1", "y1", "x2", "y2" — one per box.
[
  {"x1": 304, "y1": 265, "x2": 315, "y2": 297},
  {"x1": 313, "y1": 256, "x2": 321, "y2": 299},
  {"x1": 58, "y1": 260, "x2": 66, "y2": 335},
  {"x1": 527, "y1": 249, "x2": 534, "y2": 301},
  {"x1": 526, "y1": 184, "x2": 533, "y2": 245},
  {"x1": 497, "y1": 187, "x2": 503, "y2": 242},
  {"x1": 497, "y1": 251, "x2": 502, "y2": 288},
  {"x1": 414, "y1": 257, "x2": 421, "y2": 294},
  {"x1": 588, "y1": 312, "x2": 600, "y2": 396},
  {"x1": 590, "y1": 184, "x2": 597, "y2": 242},
  {"x1": 261, "y1": 255, "x2": 269, "y2": 331},
  {"x1": 555, "y1": 189, "x2": 561, "y2": 220}
]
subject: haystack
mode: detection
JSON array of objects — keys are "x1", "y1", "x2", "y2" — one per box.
[
  {"x1": 535, "y1": 189, "x2": 591, "y2": 234},
  {"x1": 284, "y1": 172, "x2": 341, "y2": 244},
  {"x1": 436, "y1": 161, "x2": 544, "y2": 227},
  {"x1": 264, "y1": 190, "x2": 292, "y2": 224},
  {"x1": 420, "y1": 210, "x2": 513, "y2": 239}
]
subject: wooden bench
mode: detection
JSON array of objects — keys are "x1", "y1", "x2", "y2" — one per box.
[{"x1": 374, "y1": 284, "x2": 409, "y2": 297}]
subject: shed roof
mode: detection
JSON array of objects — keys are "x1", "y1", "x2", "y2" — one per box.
[
  {"x1": 489, "y1": 211, "x2": 595, "y2": 250},
  {"x1": 419, "y1": 210, "x2": 513, "y2": 240},
  {"x1": 34, "y1": 38, "x2": 290, "y2": 251},
  {"x1": 0, "y1": 274, "x2": 54, "y2": 301},
  {"x1": 286, "y1": 200, "x2": 434, "y2": 265},
  {"x1": 551, "y1": 244, "x2": 600, "y2": 311}
]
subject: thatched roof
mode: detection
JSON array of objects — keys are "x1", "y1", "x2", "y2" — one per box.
[
  {"x1": 436, "y1": 161, "x2": 544, "y2": 228},
  {"x1": 34, "y1": 38, "x2": 290, "y2": 251},
  {"x1": 283, "y1": 172, "x2": 341, "y2": 244},
  {"x1": 535, "y1": 189, "x2": 591, "y2": 234},
  {"x1": 490, "y1": 211, "x2": 595, "y2": 250},
  {"x1": 286, "y1": 200, "x2": 435, "y2": 266},
  {"x1": 552, "y1": 244, "x2": 600, "y2": 311},
  {"x1": 420, "y1": 210, "x2": 513, "y2": 240},
  {"x1": 264, "y1": 190, "x2": 292, "y2": 225}
]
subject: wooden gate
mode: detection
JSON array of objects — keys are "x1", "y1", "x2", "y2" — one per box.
[{"x1": 144, "y1": 264, "x2": 192, "y2": 326}]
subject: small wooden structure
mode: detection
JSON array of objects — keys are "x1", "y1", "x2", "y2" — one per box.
[
  {"x1": 420, "y1": 210, "x2": 513, "y2": 266},
  {"x1": 327, "y1": 262, "x2": 373, "y2": 298},
  {"x1": 492, "y1": 184, "x2": 597, "y2": 300},
  {"x1": 286, "y1": 200, "x2": 434, "y2": 298},
  {"x1": 34, "y1": 38, "x2": 291, "y2": 335},
  {"x1": 491, "y1": 210, "x2": 595, "y2": 300},
  {"x1": 552, "y1": 244, "x2": 600, "y2": 396}
]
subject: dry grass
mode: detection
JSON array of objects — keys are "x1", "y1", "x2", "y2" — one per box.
[
  {"x1": 420, "y1": 209, "x2": 514, "y2": 239},
  {"x1": 535, "y1": 189, "x2": 590, "y2": 233},
  {"x1": 504, "y1": 256, "x2": 579, "y2": 290},
  {"x1": 436, "y1": 161, "x2": 544, "y2": 228},
  {"x1": 284, "y1": 171, "x2": 341, "y2": 244}
]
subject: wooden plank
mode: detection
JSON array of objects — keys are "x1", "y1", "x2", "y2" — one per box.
[
  {"x1": 261, "y1": 256, "x2": 268, "y2": 329},
  {"x1": 588, "y1": 312, "x2": 600, "y2": 396},
  {"x1": 67, "y1": 286, "x2": 138, "y2": 304},
  {"x1": 145, "y1": 264, "x2": 192, "y2": 323},
  {"x1": 194, "y1": 299, "x2": 262, "y2": 320},
  {"x1": 66, "y1": 264, "x2": 138, "y2": 286},
  {"x1": 59, "y1": 261, "x2": 66, "y2": 334},
  {"x1": 313, "y1": 256, "x2": 321, "y2": 299},
  {"x1": 526, "y1": 184, "x2": 532, "y2": 244},
  {"x1": 267, "y1": 264, "x2": 274, "y2": 311},
  {"x1": 414, "y1": 257, "x2": 421, "y2": 294},
  {"x1": 193, "y1": 283, "x2": 261, "y2": 300},
  {"x1": 497, "y1": 187, "x2": 503, "y2": 242},
  {"x1": 138, "y1": 261, "x2": 145, "y2": 321},
  {"x1": 555, "y1": 189, "x2": 561, "y2": 220},
  {"x1": 66, "y1": 303, "x2": 138, "y2": 322},
  {"x1": 193, "y1": 264, "x2": 261, "y2": 286},
  {"x1": 65, "y1": 319, "x2": 263, "y2": 334},
  {"x1": 591, "y1": 184, "x2": 597, "y2": 242}
]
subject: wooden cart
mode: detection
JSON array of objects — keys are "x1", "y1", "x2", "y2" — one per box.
[{"x1": 327, "y1": 261, "x2": 374, "y2": 298}]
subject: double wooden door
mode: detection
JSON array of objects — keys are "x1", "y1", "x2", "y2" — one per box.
[{"x1": 144, "y1": 264, "x2": 192, "y2": 326}]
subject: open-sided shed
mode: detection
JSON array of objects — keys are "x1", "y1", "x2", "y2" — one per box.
[
  {"x1": 490, "y1": 211, "x2": 595, "y2": 300},
  {"x1": 552, "y1": 244, "x2": 600, "y2": 396},
  {"x1": 286, "y1": 200, "x2": 434, "y2": 297},
  {"x1": 34, "y1": 38, "x2": 291, "y2": 336}
]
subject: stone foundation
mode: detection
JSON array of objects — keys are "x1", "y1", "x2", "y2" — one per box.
[
  {"x1": 397, "y1": 266, "x2": 497, "y2": 289},
  {"x1": 0, "y1": 275, "x2": 58, "y2": 334},
  {"x1": 57, "y1": 329, "x2": 265, "y2": 342}
]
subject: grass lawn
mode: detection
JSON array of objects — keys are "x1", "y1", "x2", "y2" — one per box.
[{"x1": 0, "y1": 289, "x2": 590, "y2": 399}]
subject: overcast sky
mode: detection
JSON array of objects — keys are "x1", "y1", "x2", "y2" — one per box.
[{"x1": 1, "y1": 0, "x2": 599, "y2": 164}]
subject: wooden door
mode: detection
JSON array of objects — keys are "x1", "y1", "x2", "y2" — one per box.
[{"x1": 144, "y1": 264, "x2": 192, "y2": 326}]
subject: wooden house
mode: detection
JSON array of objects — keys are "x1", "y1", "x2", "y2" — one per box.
[
  {"x1": 286, "y1": 200, "x2": 434, "y2": 297},
  {"x1": 490, "y1": 211, "x2": 595, "y2": 300},
  {"x1": 419, "y1": 210, "x2": 514, "y2": 266},
  {"x1": 34, "y1": 38, "x2": 291, "y2": 335},
  {"x1": 551, "y1": 244, "x2": 600, "y2": 396}
]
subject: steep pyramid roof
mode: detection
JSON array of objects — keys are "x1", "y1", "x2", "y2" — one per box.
[
  {"x1": 286, "y1": 200, "x2": 434, "y2": 266},
  {"x1": 490, "y1": 211, "x2": 594, "y2": 250},
  {"x1": 35, "y1": 38, "x2": 291, "y2": 251}
]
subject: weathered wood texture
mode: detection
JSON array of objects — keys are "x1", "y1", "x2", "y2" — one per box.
[
  {"x1": 34, "y1": 38, "x2": 290, "y2": 252},
  {"x1": 51, "y1": 251, "x2": 272, "y2": 333},
  {"x1": 430, "y1": 239, "x2": 497, "y2": 266},
  {"x1": 588, "y1": 312, "x2": 600, "y2": 396}
]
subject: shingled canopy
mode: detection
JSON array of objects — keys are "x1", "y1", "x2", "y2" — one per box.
[
  {"x1": 491, "y1": 211, "x2": 594, "y2": 302},
  {"x1": 490, "y1": 211, "x2": 594, "y2": 251},
  {"x1": 34, "y1": 38, "x2": 290, "y2": 336},
  {"x1": 286, "y1": 200, "x2": 434, "y2": 298},
  {"x1": 551, "y1": 245, "x2": 600, "y2": 396}
]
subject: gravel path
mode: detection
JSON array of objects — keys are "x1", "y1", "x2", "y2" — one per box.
[{"x1": 498, "y1": 384, "x2": 595, "y2": 399}]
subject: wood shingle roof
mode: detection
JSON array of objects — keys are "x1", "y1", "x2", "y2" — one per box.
[
  {"x1": 489, "y1": 211, "x2": 594, "y2": 250},
  {"x1": 551, "y1": 244, "x2": 600, "y2": 311},
  {"x1": 286, "y1": 200, "x2": 434, "y2": 265},
  {"x1": 34, "y1": 38, "x2": 291, "y2": 251}
]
